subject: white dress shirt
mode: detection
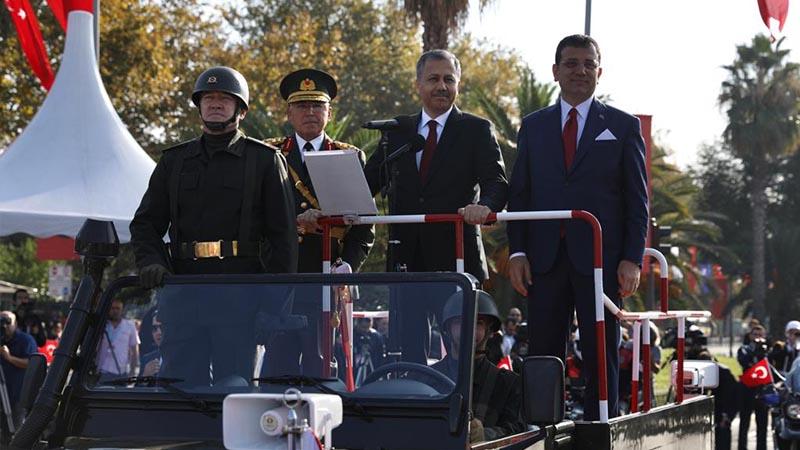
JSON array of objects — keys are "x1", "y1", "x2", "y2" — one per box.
[
  {"x1": 295, "y1": 132, "x2": 326, "y2": 162},
  {"x1": 415, "y1": 106, "x2": 453, "y2": 168}
]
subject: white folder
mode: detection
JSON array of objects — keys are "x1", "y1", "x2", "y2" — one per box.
[{"x1": 303, "y1": 149, "x2": 378, "y2": 216}]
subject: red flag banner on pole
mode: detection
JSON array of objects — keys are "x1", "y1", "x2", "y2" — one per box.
[
  {"x1": 758, "y1": 0, "x2": 790, "y2": 40},
  {"x1": 47, "y1": 0, "x2": 66, "y2": 30},
  {"x1": 4, "y1": 0, "x2": 55, "y2": 90},
  {"x1": 740, "y1": 358, "x2": 774, "y2": 388}
]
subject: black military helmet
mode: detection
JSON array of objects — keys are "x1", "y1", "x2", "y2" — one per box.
[
  {"x1": 279, "y1": 68, "x2": 337, "y2": 103},
  {"x1": 442, "y1": 290, "x2": 501, "y2": 334},
  {"x1": 192, "y1": 66, "x2": 249, "y2": 110}
]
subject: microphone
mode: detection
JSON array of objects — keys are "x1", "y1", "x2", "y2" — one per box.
[
  {"x1": 362, "y1": 116, "x2": 416, "y2": 131},
  {"x1": 385, "y1": 134, "x2": 426, "y2": 164}
]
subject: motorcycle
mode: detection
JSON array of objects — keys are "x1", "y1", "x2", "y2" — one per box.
[{"x1": 772, "y1": 386, "x2": 800, "y2": 450}]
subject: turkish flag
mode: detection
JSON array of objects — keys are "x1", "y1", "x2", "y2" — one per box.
[
  {"x1": 38, "y1": 339, "x2": 59, "y2": 363},
  {"x1": 758, "y1": 0, "x2": 790, "y2": 39},
  {"x1": 46, "y1": 0, "x2": 66, "y2": 30},
  {"x1": 4, "y1": 0, "x2": 54, "y2": 90},
  {"x1": 497, "y1": 355, "x2": 513, "y2": 371},
  {"x1": 741, "y1": 358, "x2": 774, "y2": 388}
]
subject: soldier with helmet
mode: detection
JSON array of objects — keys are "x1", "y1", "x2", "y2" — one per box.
[
  {"x1": 433, "y1": 290, "x2": 525, "y2": 443},
  {"x1": 260, "y1": 68, "x2": 374, "y2": 377},
  {"x1": 129, "y1": 66, "x2": 297, "y2": 385}
]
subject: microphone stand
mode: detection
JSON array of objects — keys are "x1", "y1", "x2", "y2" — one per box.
[{"x1": 378, "y1": 131, "x2": 406, "y2": 365}]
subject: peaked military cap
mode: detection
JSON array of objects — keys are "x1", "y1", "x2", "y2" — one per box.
[{"x1": 279, "y1": 68, "x2": 337, "y2": 103}]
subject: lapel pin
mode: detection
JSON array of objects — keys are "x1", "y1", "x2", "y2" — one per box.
[{"x1": 599, "y1": 113, "x2": 605, "y2": 120}]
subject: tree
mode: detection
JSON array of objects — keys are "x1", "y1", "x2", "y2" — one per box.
[
  {"x1": 401, "y1": 0, "x2": 494, "y2": 51},
  {"x1": 0, "y1": 237, "x2": 49, "y2": 292},
  {"x1": 225, "y1": 0, "x2": 421, "y2": 138},
  {"x1": 1, "y1": 0, "x2": 226, "y2": 154},
  {"x1": 718, "y1": 35, "x2": 800, "y2": 321}
]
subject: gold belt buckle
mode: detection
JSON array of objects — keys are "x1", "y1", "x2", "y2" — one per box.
[{"x1": 194, "y1": 240, "x2": 223, "y2": 259}]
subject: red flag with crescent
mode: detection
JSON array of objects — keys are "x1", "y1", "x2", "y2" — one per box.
[{"x1": 741, "y1": 358, "x2": 774, "y2": 388}]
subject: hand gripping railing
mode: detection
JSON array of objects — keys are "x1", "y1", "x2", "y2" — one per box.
[
  {"x1": 320, "y1": 210, "x2": 613, "y2": 422},
  {"x1": 602, "y1": 247, "x2": 711, "y2": 412}
]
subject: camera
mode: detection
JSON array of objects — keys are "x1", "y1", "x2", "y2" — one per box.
[{"x1": 749, "y1": 337, "x2": 769, "y2": 359}]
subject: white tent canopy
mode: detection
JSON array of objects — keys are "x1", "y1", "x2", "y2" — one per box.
[{"x1": 0, "y1": 6, "x2": 155, "y2": 242}]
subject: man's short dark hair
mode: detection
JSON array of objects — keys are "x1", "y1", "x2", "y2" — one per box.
[
  {"x1": 555, "y1": 34, "x2": 601, "y2": 65},
  {"x1": 416, "y1": 49, "x2": 462, "y2": 80},
  {"x1": 12, "y1": 289, "x2": 28, "y2": 301}
]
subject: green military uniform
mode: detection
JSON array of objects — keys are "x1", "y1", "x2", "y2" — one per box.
[{"x1": 265, "y1": 134, "x2": 374, "y2": 272}]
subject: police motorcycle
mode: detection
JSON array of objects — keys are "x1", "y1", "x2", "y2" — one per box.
[{"x1": 773, "y1": 385, "x2": 800, "y2": 450}]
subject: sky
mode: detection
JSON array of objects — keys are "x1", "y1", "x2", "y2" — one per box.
[{"x1": 463, "y1": 0, "x2": 799, "y2": 168}]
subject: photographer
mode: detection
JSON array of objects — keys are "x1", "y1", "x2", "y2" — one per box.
[
  {"x1": 353, "y1": 318, "x2": 385, "y2": 383},
  {"x1": 0, "y1": 311, "x2": 38, "y2": 426},
  {"x1": 737, "y1": 324, "x2": 770, "y2": 450}
]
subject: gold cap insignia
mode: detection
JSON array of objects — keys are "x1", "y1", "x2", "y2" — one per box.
[
  {"x1": 207, "y1": 76, "x2": 217, "y2": 84},
  {"x1": 300, "y1": 78, "x2": 316, "y2": 91}
]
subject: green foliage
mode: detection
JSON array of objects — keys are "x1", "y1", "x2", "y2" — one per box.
[
  {"x1": 717, "y1": 34, "x2": 800, "y2": 321},
  {"x1": 225, "y1": 0, "x2": 421, "y2": 138},
  {"x1": 0, "y1": 0, "x2": 227, "y2": 154},
  {"x1": 0, "y1": 237, "x2": 49, "y2": 292}
]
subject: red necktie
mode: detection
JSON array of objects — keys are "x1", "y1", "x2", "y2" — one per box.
[
  {"x1": 562, "y1": 107, "x2": 578, "y2": 170},
  {"x1": 419, "y1": 120, "x2": 437, "y2": 182},
  {"x1": 560, "y1": 108, "x2": 578, "y2": 239}
]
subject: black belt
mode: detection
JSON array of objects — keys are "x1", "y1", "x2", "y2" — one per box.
[{"x1": 175, "y1": 240, "x2": 261, "y2": 260}]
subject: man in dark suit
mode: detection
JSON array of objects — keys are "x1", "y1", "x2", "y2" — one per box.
[
  {"x1": 507, "y1": 35, "x2": 648, "y2": 420},
  {"x1": 363, "y1": 49, "x2": 508, "y2": 279},
  {"x1": 363, "y1": 49, "x2": 508, "y2": 363}
]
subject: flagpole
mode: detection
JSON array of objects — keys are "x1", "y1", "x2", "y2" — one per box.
[
  {"x1": 584, "y1": 0, "x2": 592, "y2": 35},
  {"x1": 93, "y1": 0, "x2": 99, "y2": 65}
]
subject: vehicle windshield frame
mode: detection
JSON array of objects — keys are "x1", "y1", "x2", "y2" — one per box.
[{"x1": 78, "y1": 272, "x2": 479, "y2": 407}]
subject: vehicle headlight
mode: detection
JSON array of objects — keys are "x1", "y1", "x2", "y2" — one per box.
[{"x1": 785, "y1": 403, "x2": 800, "y2": 420}]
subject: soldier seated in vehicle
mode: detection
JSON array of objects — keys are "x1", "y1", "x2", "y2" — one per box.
[{"x1": 433, "y1": 290, "x2": 526, "y2": 443}]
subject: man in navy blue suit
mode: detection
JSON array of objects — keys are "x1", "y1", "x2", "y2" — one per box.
[{"x1": 506, "y1": 34, "x2": 648, "y2": 420}]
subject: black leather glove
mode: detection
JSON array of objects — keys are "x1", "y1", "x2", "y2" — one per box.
[{"x1": 140, "y1": 264, "x2": 170, "y2": 289}]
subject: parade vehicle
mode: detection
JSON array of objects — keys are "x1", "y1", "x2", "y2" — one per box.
[{"x1": 9, "y1": 216, "x2": 717, "y2": 450}]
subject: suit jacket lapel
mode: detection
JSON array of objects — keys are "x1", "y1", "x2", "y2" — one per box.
[
  {"x1": 546, "y1": 104, "x2": 566, "y2": 177},
  {"x1": 570, "y1": 99, "x2": 607, "y2": 174},
  {"x1": 423, "y1": 106, "x2": 462, "y2": 186},
  {"x1": 397, "y1": 112, "x2": 422, "y2": 185}
]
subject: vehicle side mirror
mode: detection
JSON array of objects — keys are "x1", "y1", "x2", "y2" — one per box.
[
  {"x1": 671, "y1": 360, "x2": 719, "y2": 389},
  {"x1": 522, "y1": 356, "x2": 564, "y2": 424},
  {"x1": 19, "y1": 353, "x2": 47, "y2": 413}
]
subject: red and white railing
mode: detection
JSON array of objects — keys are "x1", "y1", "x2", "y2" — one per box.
[
  {"x1": 602, "y1": 248, "x2": 711, "y2": 411},
  {"x1": 320, "y1": 210, "x2": 612, "y2": 422}
]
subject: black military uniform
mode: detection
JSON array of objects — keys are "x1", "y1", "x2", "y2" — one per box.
[
  {"x1": 266, "y1": 69, "x2": 374, "y2": 273},
  {"x1": 260, "y1": 69, "x2": 374, "y2": 378},
  {"x1": 266, "y1": 134, "x2": 374, "y2": 272},
  {"x1": 130, "y1": 66, "x2": 297, "y2": 386}
]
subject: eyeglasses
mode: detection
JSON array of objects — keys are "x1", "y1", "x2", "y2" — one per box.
[{"x1": 291, "y1": 102, "x2": 328, "y2": 112}]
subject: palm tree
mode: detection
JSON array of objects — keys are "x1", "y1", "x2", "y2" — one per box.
[
  {"x1": 464, "y1": 68, "x2": 556, "y2": 312},
  {"x1": 719, "y1": 35, "x2": 800, "y2": 321},
  {"x1": 402, "y1": 0, "x2": 494, "y2": 51}
]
